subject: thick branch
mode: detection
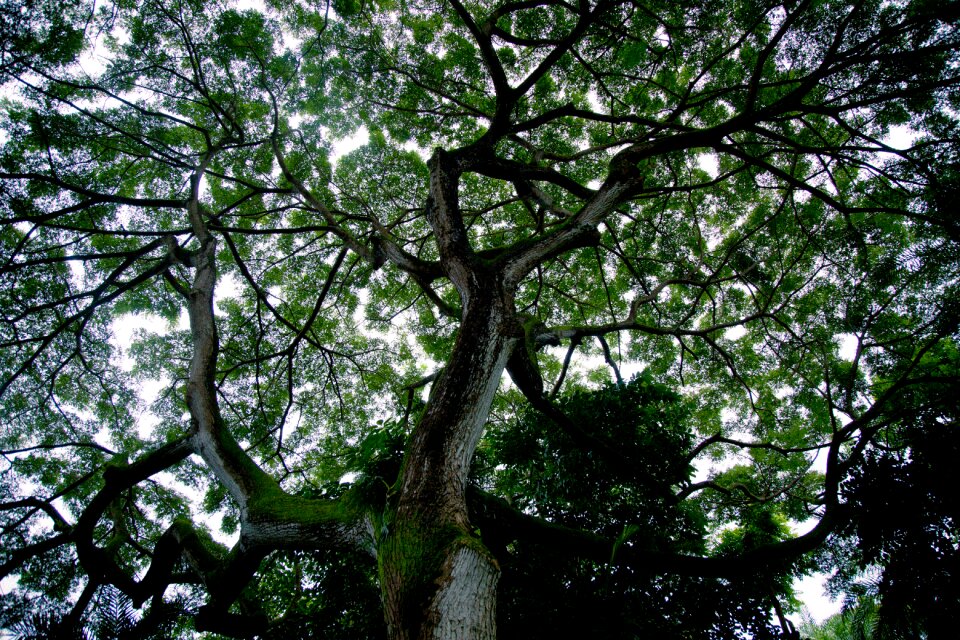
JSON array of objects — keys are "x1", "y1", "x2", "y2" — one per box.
[
  {"x1": 469, "y1": 486, "x2": 847, "y2": 578},
  {"x1": 0, "y1": 172, "x2": 187, "y2": 221}
]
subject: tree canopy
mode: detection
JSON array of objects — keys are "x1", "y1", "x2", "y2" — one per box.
[{"x1": 1, "y1": 0, "x2": 958, "y2": 638}]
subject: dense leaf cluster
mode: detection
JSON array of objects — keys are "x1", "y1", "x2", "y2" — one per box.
[
  {"x1": 0, "y1": 0, "x2": 958, "y2": 637},
  {"x1": 834, "y1": 416, "x2": 960, "y2": 636},
  {"x1": 480, "y1": 377, "x2": 786, "y2": 639}
]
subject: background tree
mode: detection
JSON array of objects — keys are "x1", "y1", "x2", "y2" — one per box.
[{"x1": 1, "y1": 0, "x2": 958, "y2": 638}]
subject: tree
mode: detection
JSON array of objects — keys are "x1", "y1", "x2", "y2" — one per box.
[
  {"x1": 1, "y1": 0, "x2": 958, "y2": 637},
  {"x1": 826, "y1": 380, "x2": 960, "y2": 640}
]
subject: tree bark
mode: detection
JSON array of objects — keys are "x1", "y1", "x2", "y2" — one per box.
[
  {"x1": 380, "y1": 150, "x2": 514, "y2": 640},
  {"x1": 381, "y1": 288, "x2": 512, "y2": 640}
]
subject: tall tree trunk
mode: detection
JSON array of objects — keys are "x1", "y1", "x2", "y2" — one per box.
[{"x1": 381, "y1": 288, "x2": 513, "y2": 640}]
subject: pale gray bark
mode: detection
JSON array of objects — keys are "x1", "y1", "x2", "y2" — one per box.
[{"x1": 427, "y1": 546, "x2": 499, "y2": 640}]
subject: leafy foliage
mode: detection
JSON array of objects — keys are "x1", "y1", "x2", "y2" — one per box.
[
  {"x1": 0, "y1": 0, "x2": 958, "y2": 637},
  {"x1": 479, "y1": 376, "x2": 791, "y2": 638},
  {"x1": 5, "y1": 585, "x2": 184, "y2": 640},
  {"x1": 256, "y1": 547, "x2": 387, "y2": 640},
  {"x1": 486, "y1": 376, "x2": 696, "y2": 537},
  {"x1": 831, "y1": 414, "x2": 960, "y2": 637}
]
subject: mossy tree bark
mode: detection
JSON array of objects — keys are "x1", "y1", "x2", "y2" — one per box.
[
  {"x1": 376, "y1": 141, "x2": 644, "y2": 639},
  {"x1": 378, "y1": 151, "x2": 512, "y2": 640}
]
